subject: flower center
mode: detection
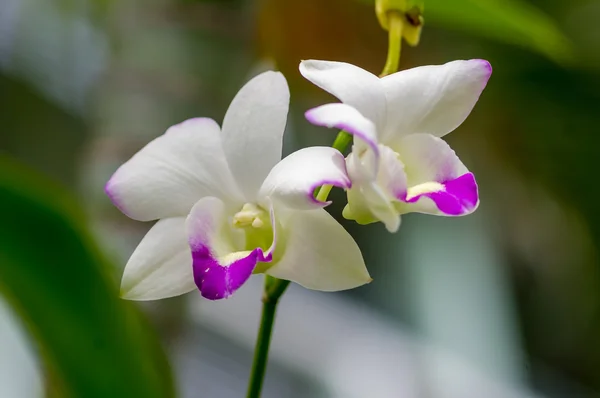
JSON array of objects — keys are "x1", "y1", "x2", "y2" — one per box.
[
  {"x1": 231, "y1": 203, "x2": 273, "y2": 265},
  {"x1": 232, "y1": 203, "x2": 268, "y2": 229}
]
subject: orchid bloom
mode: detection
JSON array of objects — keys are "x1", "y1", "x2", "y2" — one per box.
[
  {"x1": 106, "y1": 71, "x2": 370, "y2": 301},
  {"x1": 300, "y1": 59, "x2": 492, "y2": 232}
]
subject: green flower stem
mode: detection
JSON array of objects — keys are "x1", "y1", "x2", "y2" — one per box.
[
  {"x1": 245, "y1": 10, "x2": 406, "y2": 398},
  {"x1": 380, "y1": 11, "x2": 404, "y2": 78},
  {"x1": 246, "y1": 276, "x2": 290, "y2": 398}
]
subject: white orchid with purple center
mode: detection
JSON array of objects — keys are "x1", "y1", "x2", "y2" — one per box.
[
  {"x1": 301, "y1": 59, "x2": 492, "y2": 232},
  {"x1": 106, "y1": 71, "x2": 371, "y2": 301}
]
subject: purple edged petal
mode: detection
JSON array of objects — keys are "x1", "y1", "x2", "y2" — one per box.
[
  {"x1": 305, "y1": 103, "x2": 380, "y2": 177},
  {"x1": 105, "y1": 118, "x2": 243, "y2": 221},
  {"x1": 186, "y1": 197, "x2": 274, "y2": 300},
  {"x1": 305, "y1": 103, "x2": 379, "y2": 153},
  {"x1": 300, "y1": 60, "x2": 386, "y2": 128},
  {"x1": 405, "y1": 172, "x2": 479, "y2": 216},
  {"x1": 396, "y1": 133, "x2": 479, "y2": 216},
  {"x1": 258, "y1": 146, "x2": 351, "y2": 210},
  {"x1": 381, "y1": 59, "x2": 492, "y2": 145}
]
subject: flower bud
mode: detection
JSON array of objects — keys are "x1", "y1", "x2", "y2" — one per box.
[{"x1": 375, "y1": 0, "x2": 424, "y2": 46}]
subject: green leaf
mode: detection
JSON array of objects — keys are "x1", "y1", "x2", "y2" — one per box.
[
  {"x1": 427, "y1": 0, "x2": 571, "y2": 63},
  {"x1": 358, "y1": 0, "x2": 572, "y2": 63},
  {"x1": 0, "y1": 156, "x2": 175, "y2": 398}
]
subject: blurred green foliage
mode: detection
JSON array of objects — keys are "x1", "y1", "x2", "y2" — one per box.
[
  {"x1": 0, "y1": 156, "x2": 175, "y2": 398},
  {"x1": 357, "y1": 0, "x2": 571, "y2": 63}
]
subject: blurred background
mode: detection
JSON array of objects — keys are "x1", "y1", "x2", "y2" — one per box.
[{"x1": 1, "y1": 0, "x2": 600, "y2": 397}]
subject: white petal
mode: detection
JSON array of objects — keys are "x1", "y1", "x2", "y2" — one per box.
[
  {"x1": 396, "y1": 134, "x2": 479, "y2": 216},
  {"x1": 121, "y1": 217, "x2": 196, "y2": 300},
  {"x1": 376, "y1": 144, "x2": 408, "y2": 201},
  {"x1": 343, "y1": 146, "x2": 406, "y2": 233},
  {"x1": 106, "y1": 118, "x2": 243, "y2": 221},
  {"x1": 344, "y1": 181, "x2": 401, "y2": 233},
  {"x1": 266, "y1": 209, "x2": 371, "y2": 291},
  {"x1": 300, "y1": 60, "x2": 387, "y2": 128},
  {"x1": 258, "y1": 147, "x2": 351, "y2": 210},
  {"x1": 221, "y1": 71, "x2": 290, "y2": 201},
  {"x1": 380, "y1": 59, "x2": 492, "y2": 144},
  {"x1": 397, "y1": 134, "x2": 468, "y2": 187},
  {"x1": 305, "y1": 103, "x2": 380, "y2": 157}
]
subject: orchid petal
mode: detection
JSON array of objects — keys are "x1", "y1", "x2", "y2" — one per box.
[
  {"x1": 186, "y1": 197, "x2": 273, "y2": 300},
  {"x1": 300, "y1": 60, "x2": 386, "y2": 128},
  {"x1": 343, "y1": 146, "x2": 406, "y2": 232},
  {"x1": 344, "y1": 181, "x2": 401, "y2": 233},
  {"x1": 376, "y1": 144, "x2": 408, "y2": 201},
  {"x1": 105, "y1": 118, "x2": 242, "y2": 221},
  {"x1": 258, "y1": 147, "x2": 350, "y2": 210},
  {"x1": 396, "y1": 134, "x2": 479, "y2": 216},
  {"x1": 381, "y1": 59, "x2": 492, "y2": 144},
  {"x1": 305, "y1": 103, "x2": 380, "y2": 158},
  {"x1": 221, "y1": 71, "x2": 290, "y2": 201},
  {"x1": 266, "y1": 209, "x2": 371, "y2": 291},
  {"x1": 121, "y1": 217, "x2": 196, "y2": 301}
]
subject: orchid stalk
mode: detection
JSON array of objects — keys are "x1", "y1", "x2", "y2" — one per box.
[{"x1": 246, "y1": 275, "x2": 289, "y2": 398}]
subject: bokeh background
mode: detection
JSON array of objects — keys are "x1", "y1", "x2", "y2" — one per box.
[{"x1": 1, "y1": 0, "x2": 600, "y2": 397}]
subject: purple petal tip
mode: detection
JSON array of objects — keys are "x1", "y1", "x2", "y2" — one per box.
[
  {"x1": 104, "y1": 174, "x2": 135, "y2": 218},
  {"x1": 474, "y1": 59, "x2": 493, "y2": 80},
  {"x1": 192, "y1": 246, "x2": 269, "y2": 300},
  {"x1": 104, "y1": 175, "x2": 124, "y2": 212},
  {"x1": 406, "y1": 172, "x2": 479, "y2": 216}
]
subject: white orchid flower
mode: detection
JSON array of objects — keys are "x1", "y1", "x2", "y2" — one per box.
[
  {"x1": 106, "y1": 71, "x2": 370, "y2": 301},
  {"x1": 300, "y1": 59, "x2": 492, "y2": 232}
]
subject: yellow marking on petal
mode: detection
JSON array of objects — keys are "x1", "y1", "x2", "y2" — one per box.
[
  {"x1": 220, "y1": 251, "x2": 252, "y2": 266},
  {"x1": 406, "y1": 181, "x2": 444, "y2": 200}
]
